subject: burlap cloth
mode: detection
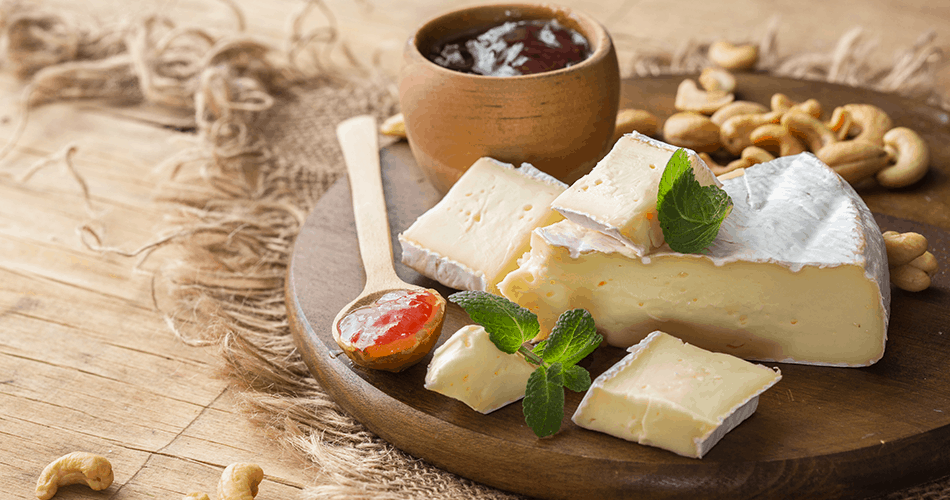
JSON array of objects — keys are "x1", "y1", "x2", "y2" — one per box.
[{"x1": 4, "y1": 0, "x2": 949, "y2": 498}]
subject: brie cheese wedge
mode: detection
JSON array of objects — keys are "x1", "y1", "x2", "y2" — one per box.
[
  {"x1": 551, "y1": 132, "x2": 719, "y2": 255},
  {"x1": 572, "y1": 330, "x2": 782, "y2": 458},
  {"x1": 399, "y1": 157, "x2": 566, "y2": 293},
  {"x1": 424, "y1": 324, "x2": 536, "y2": 414},
  {"x1": 499, "y1": 153, "x2": 890, "y2": 366}
]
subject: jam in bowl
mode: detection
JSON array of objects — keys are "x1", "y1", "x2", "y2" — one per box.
[{"x1": 399, "y1": 3, "x2": 621, "y2": 193}]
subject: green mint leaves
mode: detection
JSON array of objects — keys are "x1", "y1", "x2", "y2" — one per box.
[
  {"x1": 449, "y1": 291, "x2": 602, "y2": 438},
  {"x1": 657, "y1": 148, "x2": 733, "y2": 254},
  {"x1": 448, "y1": 291, "x2": 539, "y2": 354}
]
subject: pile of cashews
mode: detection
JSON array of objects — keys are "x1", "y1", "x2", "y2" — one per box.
[
  {"x1": 616, "y1": 40, "x2": 931, "y2": 190},
  {"x1": 34, "y1": 452, "x2": 264, "y2": 500}
]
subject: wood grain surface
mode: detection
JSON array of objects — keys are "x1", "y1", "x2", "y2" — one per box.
[
  {"x1": 287, "y1": 76, "x2": 950, "y2": 499},
  {"x1": 4, "y1": 0, "x2": 950, "y2": 499}
]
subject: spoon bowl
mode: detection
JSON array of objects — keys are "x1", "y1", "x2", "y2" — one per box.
[{"x1": 331, "y1": 115, "x2": 446, "y2": 372}]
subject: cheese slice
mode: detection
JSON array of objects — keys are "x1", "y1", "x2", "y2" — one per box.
[
  {"x1": 499, "y1": 153, "x2": 890, "y2": 366},
  {"x1": 551, "y1": 132, "x2": 719, "y2": 256},
  {"x1": 424, "y1": 324, "x2": 536, "y2": 413},
  {"x1": 572, "y1": 330, "x2": 782, "y2": 458},
  {"x1": 399, "y1": 157, "x2": 566, "y2": 293}
]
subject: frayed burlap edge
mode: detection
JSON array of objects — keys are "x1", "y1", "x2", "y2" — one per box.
[{"x1": 4, "y1": 1, "x2": 948, "y2": 498}]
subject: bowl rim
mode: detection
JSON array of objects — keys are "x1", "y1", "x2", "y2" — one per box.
[{"x1": 406, "y1": 2, "x2": 614, "y2": 80}]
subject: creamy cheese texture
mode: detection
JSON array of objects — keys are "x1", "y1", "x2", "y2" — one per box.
[
  {"x1": 498, "y1": 153, "x2": 891, "y2": 366},
  {"x1": 399, "y1": 157, "x2": 566, "y2": 293},
  {"x1": 424, "y1": 324, "x2": 536, "y2": 414},
  {"x1": 572, "y1": 330, "x2": 782, "y2": 458},
  {"x1": 551, "y1": 132, "x2": 719, "y2": 256}
]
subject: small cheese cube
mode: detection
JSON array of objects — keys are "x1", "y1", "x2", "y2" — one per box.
[
  {"x1": 572, "y1": 331, "x2": 781, "y2": 458},
  {"x1": 425, "y1": 325, "x2": 536, "y2": 414},
  {"x1": 551, "y1": 132, "x2": 719, "y2": 256},
  {"x1": 399, "y1": 157, "x2": 566, "y2": 293}
]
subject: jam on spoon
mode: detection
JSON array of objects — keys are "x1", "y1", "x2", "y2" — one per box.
[
  {"x1": 330, "y1": 115, "x2": 446, "y2": 373},
  {"x1": 337, "y1": 289, "x2": 446, "y2": 372}
]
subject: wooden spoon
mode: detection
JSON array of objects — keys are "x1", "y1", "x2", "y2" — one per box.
[{"x1": 331, "y1": 115, "x2": 446, "y2": 372}]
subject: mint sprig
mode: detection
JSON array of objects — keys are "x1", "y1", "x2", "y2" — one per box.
[
  {"x1": 657, "y1": 148, "x2": 733, "y2": 254},
  {"x1": 449, "y1": 291, "x2": 602, "y2": 438}
]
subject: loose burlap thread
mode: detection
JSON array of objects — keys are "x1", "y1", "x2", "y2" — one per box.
[{"x1": 2, "y1": 0, "x2": 948, "y2": 498}]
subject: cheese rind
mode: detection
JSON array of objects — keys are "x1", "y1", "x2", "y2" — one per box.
[
  {"x1": 572, "y1": 331, "x2": 782, "y2": 458},
  {"x1": 551, "y1": 132, "x2": 719, "y2": 256},
  {"x1": 424, "y1": 324, "x2": 536, "y2": 414},
  {"x1": 499, "y1": 153, "x2": 890, "y2": 366},
  {"x1": 399, "y1": 157, "x2": 566, "y2": 293}
]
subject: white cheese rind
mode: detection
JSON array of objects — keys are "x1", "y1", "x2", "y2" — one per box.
[
  {"x1": 399, "y1": 157, "x2": 566, "y2": 293},
  {"x1": 499, "y1": 153, "x2": 890, "y2": 366},
  {"x1": 424, "y1": 324, "x2": 536, "y2": 414},
  {"x1": 572, "y1": 331, "x2": 782, "y2": 458},
  {"x1": 551, "y1": 132, "x2": 719, "y2": 256}
]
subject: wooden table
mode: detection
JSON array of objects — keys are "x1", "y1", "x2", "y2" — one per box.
[{"x1": 2, "y1": 1, "x2": 948, "y2": 499}]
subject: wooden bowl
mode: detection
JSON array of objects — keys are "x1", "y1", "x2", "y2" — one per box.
[{"x1": 398, "y1": 3, "x2": 621, "y2": 192}]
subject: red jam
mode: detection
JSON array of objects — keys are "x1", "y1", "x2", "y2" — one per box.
[
  {"x1": 427, "y1": 19, "x2": 592, "y2": 76},
  {"x1": 338, "y1": 289, "x2": 440, "y2": 353}
]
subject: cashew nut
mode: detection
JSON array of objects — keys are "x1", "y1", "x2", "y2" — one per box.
[
  {"x1": 698, "y1": 152, "x2": 729, "y2": 176},
  {"x1": 826, "y1": 107, "x2": 854, "y2": 141},
  {"x1": 699, "y1": 67, "x2": 736, "y2": 93},
  {"x1": 218, "y1": 463, "x2": 264, "y2": 500},
  {"x1": 710, "y1": 101, "x2": 770, "y2": 127},
  {"x1": 35, "y1": 452, "x2": 114, "y2": 500},
  {"x1": 184, "y1": 493, "x2": 212, "y2": 500},
  {"x1": 841, "y1": 104, "x2": 892, "y2": 145},
  {"x1": 781, "y1": 111, "x2": 838, "y2": 152},
  {"x1": 740, "y1": 146, "x2": 775, "y2": 164},
  {"x1": 380, "y1": 113, "x2": 406, "y2": 138},
  {"x1": 876, "y1": 127, "x2": 930, "y2": 188},
  {"x1": 891, "y1": 264, "x2": 932, "y2": 292},
  {"x1": 662, "y1": 112, "x2": 721, "y2": 152},
  {"x1": 909, "y1": 251, "x2": 938, "y2": 275},
  {"x1": 613, "y1": 108, "x2": 659, "y2": 142},
  {"x1": 882, "y1": 231, "x2": 928, "y2": 267},
  {"x1": 770, "y1": 94, "x2": 822, "y2": 118},
  {"x1": 719, "y1": 110, "x2": 783, "y2": 155},
  {"x1": 750, "y1": 124, "x2": 807, "y2": 157},
  {"x1": 815, "y1": 141, "x2": 889, "y2": 184},
  {"x1": 674, "y1": 79, "x2": 734, "y2": 114},
  {"x1": 708, "y1": 40, "x2": 758, "y2": 71}
]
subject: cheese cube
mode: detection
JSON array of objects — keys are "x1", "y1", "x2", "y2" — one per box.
[
  {"x1": 399, "y1": 157, "x2": 566, "y2": 293},
  {"x1": 572, "y1": 331, "x2": 782, "y2": 458},
  {"x1": 425, "y1": 324, "x2": 536, "y2": 413},
  {"x1": 499, "y1": 153, "x2": 890, "y2": 366},
  {"x1": 551, "y1": 132, "x2": 719, "y2": 256}
]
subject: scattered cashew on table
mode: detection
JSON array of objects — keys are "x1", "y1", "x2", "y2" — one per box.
[
  {"x1": 35, "y1": 452, "x2": 113, "y2": 500},
  {"x1": 185, "y1": 462, "x2": 265, "y2": 500},
  {"x1": 34, "y1": 452, "x2": 263, "y2": 500}
]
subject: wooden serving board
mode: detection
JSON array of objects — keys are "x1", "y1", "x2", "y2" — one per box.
[{"x1": 286, "y1": 75, "x2": 950, "y2": 499}]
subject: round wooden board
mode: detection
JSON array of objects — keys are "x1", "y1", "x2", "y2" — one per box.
[{"x1": 286, "y1": 75, "x2": 950, "y2": 500}]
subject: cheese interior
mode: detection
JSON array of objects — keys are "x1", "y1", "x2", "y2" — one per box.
[
  {"x1": 572, "y1": 330, "x2": 781, "y2": 458},
  {"x1": 551, "y1": 132, "x2": 718, "y2": 256},
  {"x1": 425, "y1": 324, "x2": 536, "y2": 414},
  {"x1": 399, "y1": 157, "x2": 565, "y2": 293}
]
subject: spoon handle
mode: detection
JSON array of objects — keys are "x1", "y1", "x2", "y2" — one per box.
[{"x1": 336, "y1": 115, "x2": 400, "y2": 289}]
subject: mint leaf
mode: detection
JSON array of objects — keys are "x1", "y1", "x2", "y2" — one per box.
[
  {"x1": 523, "y1": 363, "x2": 565, "y2": 437},
  {"x1": 562, "y1": 364, "x2": 592, "y2": 392},
  {"x1": 539, "y1": 309, "x2": 602, "y2": 368},
  {"x1": 449, "y1": 291, "x2": 539, "y2": 354},
  {"x1": 657, "y1": 148, "x2": 733, "y2": 254}
]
